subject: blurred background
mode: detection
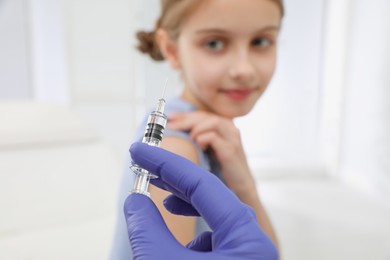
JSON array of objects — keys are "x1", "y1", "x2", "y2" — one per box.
[{"x1": 1, "y1": 0, "x2": 389, "y2": 259}]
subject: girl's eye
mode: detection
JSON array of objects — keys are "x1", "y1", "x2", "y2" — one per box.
[
  {"x1": 252, "y1": 38, "x2": 272, "y2": 48},
  {"x1": 204, "y1": 39, "x2": 225, "y2": 51}
]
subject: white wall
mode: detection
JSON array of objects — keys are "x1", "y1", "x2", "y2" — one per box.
[
  {"x1": 29, "y1": 0, "x2": 69, "y2": 103},
  {"x1": 64, "y1": 0, "x2": 140, "y2": 157},
  {"x1": 319, "y1": 0, "x2": 353, "y2": 177},
  {"x1": 66, "y1": 0, "x2": 135, "y2": 103},
  {"x1": 0, "y1": 0, "x2": 70, "y2": 103},
  {"x1": 341, "y1": 0, "x2": 390, "y2": 205},
  {"x1": 0, "y1": 0, "x2": 31, "y2": 99}
]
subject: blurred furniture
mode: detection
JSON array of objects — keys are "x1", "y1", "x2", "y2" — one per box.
[{"x1": 0, "y1": 101, "x2": 121, "y2": 259}]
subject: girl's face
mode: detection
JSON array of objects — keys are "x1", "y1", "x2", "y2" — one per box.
[{"x1": 171, "y1": 0, "x2": 281, "y2": 118}]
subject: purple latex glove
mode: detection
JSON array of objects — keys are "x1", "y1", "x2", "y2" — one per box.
[{"x1": 124, "y1": 142, "x2": 278, "y2": 260}]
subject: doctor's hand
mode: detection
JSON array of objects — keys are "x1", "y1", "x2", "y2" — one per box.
[{"x1": 124, "y1": 142, "x2": 278, "y2": 260}]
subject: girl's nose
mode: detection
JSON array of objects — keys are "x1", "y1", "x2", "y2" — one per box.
[{"x1": 228, "y1": 52, "x2": 256, "y2": 83}]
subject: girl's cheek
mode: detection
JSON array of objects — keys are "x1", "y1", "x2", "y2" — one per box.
[{"x1": 196, "y1": 52, "x2": 226, "y2": 71}]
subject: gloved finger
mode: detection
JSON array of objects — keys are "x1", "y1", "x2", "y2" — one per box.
[
  {"x1": 163, "y1": 194, "x2": 200, "y2": 216},
  {"x1": 124, "y1": 193, "x2": 181, "y2": 257},
  {"x1": 186, "y1": 231, "x2": 213, "y2": 252},
  {"x1": 130, "y1": 142, "x2": 251, "y2": 232}
]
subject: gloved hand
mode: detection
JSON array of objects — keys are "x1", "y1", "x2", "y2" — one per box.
[{"x1": 124, "y1": 142, "x2": 278, "y2": 260}]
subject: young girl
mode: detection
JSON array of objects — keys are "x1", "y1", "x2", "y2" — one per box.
[{"x1": 111, "y1": 0, "x2": 284, "y2": 258}]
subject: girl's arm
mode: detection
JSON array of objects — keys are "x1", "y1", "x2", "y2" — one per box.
[
  {"x1": 149, "y1": 136, "x2": 199, "y2": 245},
  {"x1": 222, "y1": 160, "x2": 280, "y2": 250}
]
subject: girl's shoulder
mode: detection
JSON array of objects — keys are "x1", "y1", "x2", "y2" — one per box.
[
  {"x1": 163, "y1": 96, "x2": 196, "y2": 140},
  {"x1": 164, "y1": 96, "x2": 196, "y2": 115}
]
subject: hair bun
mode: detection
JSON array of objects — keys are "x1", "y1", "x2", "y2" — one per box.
[{"x1": 136, "y1": 31, "x2": 164, "y2": 61}]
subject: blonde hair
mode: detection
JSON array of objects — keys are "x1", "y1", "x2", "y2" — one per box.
[{"x1": 136, "y1": 0, "x2": 284, "y2": 61}]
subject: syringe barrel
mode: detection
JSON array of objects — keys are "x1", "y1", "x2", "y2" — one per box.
[
  {"x1": 142, "y1": 111, "x2": 167, "y2": 147},
  {"x1": 131, "y1": 98, "x2": 167, "y2": 197}
]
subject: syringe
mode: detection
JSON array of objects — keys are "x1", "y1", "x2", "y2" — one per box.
[{"x1": 130, "y1": 80, "x2": 168, "y2": 197}]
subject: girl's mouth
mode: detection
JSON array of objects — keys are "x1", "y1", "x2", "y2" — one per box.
[{"x1": 221, "y1": 89, "x2": 253, "y2": 101}]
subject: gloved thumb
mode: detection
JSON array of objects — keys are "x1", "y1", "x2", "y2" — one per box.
[
  {"x1": 163, "y1": 194, "x2": 200, "y2": 216},
  {"x1": 124, "y1": 193, "x2": 181, "y2": 258},
  {"x1": 186, "y1": 231, "x2": 213, "y2": 252}
]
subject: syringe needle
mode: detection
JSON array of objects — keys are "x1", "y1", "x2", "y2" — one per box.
[{"x1": 162, "y1": 78, "x2": 168, "y2": 99}]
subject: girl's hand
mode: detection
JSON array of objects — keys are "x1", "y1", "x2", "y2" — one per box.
[{"x1": 168, "y1": 111, "x2": 256, "y2": 195}]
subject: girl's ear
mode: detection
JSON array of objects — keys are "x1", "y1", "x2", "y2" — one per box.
[{"x1": 156, "y1": 29, "x2": 181, "y2": 69}]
